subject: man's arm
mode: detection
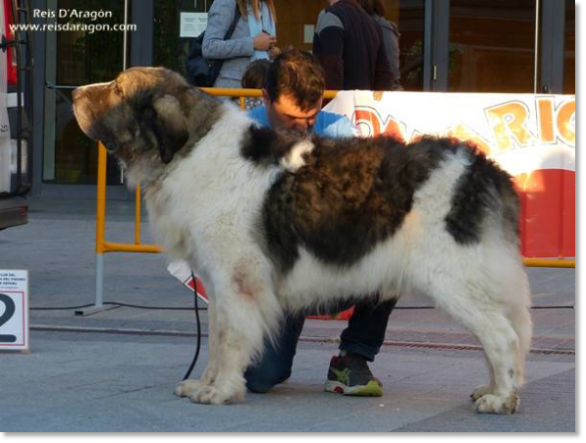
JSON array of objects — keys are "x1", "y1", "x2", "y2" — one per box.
[
  {"x1": 318, "y1": 111, "x2": 360, "y2": 138},
  {"x1": 202, "y1": 0, "x2": 253, "y2": 60},
  {"x1": 247, "y1": 105, "x2": 270, "y2": 128},
  {"x1": 373, "y1": 26, "x2": 394, "y2": 91},
  {"x1": 381, "y1": 20, "x2": 401, "y2": 88},
  {"x1": 313, "y1": 11, "x2": 345, "y2": 90}
]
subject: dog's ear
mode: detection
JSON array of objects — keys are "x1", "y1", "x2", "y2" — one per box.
[{"x1": 146, "y1": 95, "x2": 189, "y2": 164}]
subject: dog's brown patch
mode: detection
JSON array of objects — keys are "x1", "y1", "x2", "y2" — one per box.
[{"x1": 231, "y1": 264, "x2": 264, "y2": 301}]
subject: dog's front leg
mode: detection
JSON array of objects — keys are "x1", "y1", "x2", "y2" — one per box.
[
  {"x1": 175, "y1": 295, "x2": 220, "y2": 398},
  {"x1": 186, "y1": 267, "x2": 276, "y2": 405}
]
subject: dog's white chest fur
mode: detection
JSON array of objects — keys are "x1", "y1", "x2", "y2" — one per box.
[{"x1": 146, "y1": 104, "x2": 277, "y2": 279}]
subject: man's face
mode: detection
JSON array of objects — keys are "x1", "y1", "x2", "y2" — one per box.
[{"x1": 263, "y1": 91, "x2": 323, "y2": 133}]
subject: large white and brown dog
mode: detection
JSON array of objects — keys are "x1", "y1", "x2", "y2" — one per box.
[{"x1": 72, "y1": 67, "x2": 532, "y2": 414}]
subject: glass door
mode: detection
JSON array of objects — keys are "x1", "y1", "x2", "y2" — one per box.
[
  {"x1": 447, "y1": 0, "x2": 538, "y2": 93},
  {"x1": 42, "y1": 0, "x2": 130, "y2": 185},
  {"x1": 153, "y1": 0, "x2": 214, "y2": 78},
  {"x1": 562, "y1": 0, "x2": 574, "y2": 94},
  {"x1": 389, "y1": 0, "x2": 427, "y2": 91}
]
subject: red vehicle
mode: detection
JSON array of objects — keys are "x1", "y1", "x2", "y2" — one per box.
[{"x1": 0, "y1": 0, "x2": 31, "y2": 230}]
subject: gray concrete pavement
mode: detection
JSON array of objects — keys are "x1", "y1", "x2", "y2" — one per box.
[
  {"x1": 0, "y1": 332, "x2": 575, "y2": 432},
  {"x1": 0, "y1": 197, "x2": 576, "y2": 432}
]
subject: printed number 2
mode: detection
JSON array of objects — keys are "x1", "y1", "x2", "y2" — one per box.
[{"x1": 0, "y1": 293, "x2": 17, "y2": 343}]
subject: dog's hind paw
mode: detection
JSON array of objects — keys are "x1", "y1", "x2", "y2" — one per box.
[
  {"x1": 174, "y1": 379, "x2": 206, "y2": 398},
  {"x1": 188, "y1": 384, "x2": 246, "y2": 405},
  {"x1": 470, "y1": 384, "x2": 493, "y2": 401},
  {"x1": 474, "y1": 393, "x2": 519, "y2": 415}
]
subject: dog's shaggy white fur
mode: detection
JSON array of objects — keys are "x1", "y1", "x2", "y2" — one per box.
[{"x1": 73, "y1": 67, "x2": 532, "y2": 414}]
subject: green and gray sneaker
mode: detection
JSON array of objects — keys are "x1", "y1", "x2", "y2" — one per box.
[{"x1": 324, "y1": 353, "x2": 383, "y2": 396}]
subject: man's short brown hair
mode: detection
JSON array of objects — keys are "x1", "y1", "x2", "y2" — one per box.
[{"x1": 265, "y1": 49, "x2": 325, "y2": 111}]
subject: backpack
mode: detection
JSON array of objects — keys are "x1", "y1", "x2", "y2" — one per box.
[{"x1": 185, "y1": 6, "x2": 241, "y2": 87}]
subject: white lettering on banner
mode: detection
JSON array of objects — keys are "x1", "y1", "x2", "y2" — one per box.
[{"x1": 0, "y1": 270, "x2": 29, "y2": 351}]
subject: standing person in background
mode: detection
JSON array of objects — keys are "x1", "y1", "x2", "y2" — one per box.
[
  {"x1": 313, "y1": 0, "x2": 393, "y2": 91},
  {"x1": 358, "y1": 0, "x2": 402, "y2": 90},
  {"x1": 203, "y1": 0, "x2": 279, "y2": 88}
]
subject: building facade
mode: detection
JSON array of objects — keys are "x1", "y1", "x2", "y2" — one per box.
[{"x1": 29, "y1": 0, "x2": 575, "y2": 197}]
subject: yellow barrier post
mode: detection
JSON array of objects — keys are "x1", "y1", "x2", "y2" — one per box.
[
  {"x1": 95, "y1": 142, "x2": 107, "y2": 309},
  {"x1": 522, "y1": 258, "x2": 575, "y2": 268}
]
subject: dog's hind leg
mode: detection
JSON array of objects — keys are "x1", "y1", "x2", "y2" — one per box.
[
  {"x1": 504, "y1": 268, "x2": 533, "y2": 389},
  {"x1": 425, "y1": 276, "x2": 525, "y2": 415},
  {"x1": 470, "y1": 264, "x2": 532, "y2": 403}
]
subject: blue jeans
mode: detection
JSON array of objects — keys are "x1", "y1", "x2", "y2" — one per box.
[{"x1": 244, "y1": 297, "x2": 397, "y2": 393}]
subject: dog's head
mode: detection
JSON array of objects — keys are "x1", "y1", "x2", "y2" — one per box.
[{"x1": 72, "y1": 67, "x2": 192, "y2": 166}]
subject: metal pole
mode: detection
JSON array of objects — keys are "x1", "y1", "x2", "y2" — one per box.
[
  {"x1": 95, "y1": 254, "x2": 104, "y2": 308},
  {"x1": 123, "y1": 0, "x2": 128, "y2": 71},
  {"x1": 76, "y1": 143, "x2": 119, "y2": 316},
  {"x1": 135, "y1": 185, "x2": 141, "y2": 245},
  {"x1": 120, "y1": 0, "x2": 128, "y2": 184},
  {"x1": 534, "y1": 0, "x2": 540, "y2": 93}
]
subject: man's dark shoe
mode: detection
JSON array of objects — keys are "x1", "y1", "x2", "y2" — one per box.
[{"x1": 324, "y1": 353, "x2": 383, "y2": 396}]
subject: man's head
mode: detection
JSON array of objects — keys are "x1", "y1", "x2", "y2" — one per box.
[{"x1": 263, "y1": 49, "x2": 325, "y2": 133}]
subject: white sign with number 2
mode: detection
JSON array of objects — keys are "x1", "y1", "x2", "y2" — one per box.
[{"x1": 0, "y1": 270, "x2": 29, "y2": 351}]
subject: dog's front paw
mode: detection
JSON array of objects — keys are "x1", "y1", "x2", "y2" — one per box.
[
  {"x1": 474, "y1": 393, "x2": 519, "y2": 415},
  {"x1": 188, "y1": 383, "x2": 246, "y2": 405},
  {"x1": 470, "y1": 384, "x2": 493, "y2": 401},
  {"x1": 175, "y1": 379, "x2": 206, "y2": 398}
]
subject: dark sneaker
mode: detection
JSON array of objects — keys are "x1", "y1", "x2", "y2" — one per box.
[{"x1": 324, "y1": 353, "x2": 383, "y2": 396}]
